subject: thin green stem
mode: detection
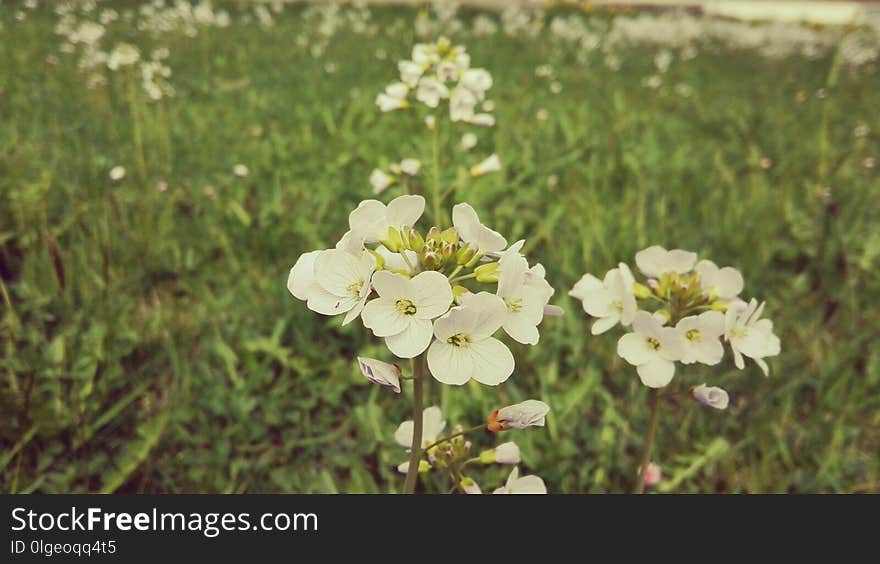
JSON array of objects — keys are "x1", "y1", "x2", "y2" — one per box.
[
  {"x1": 635, "y1": 388, "x2": 661, "y2": 494},
  {"x1": 420, "y1": 424, "x2": 487, "y2": 453},
  {"x1": 400, "y1": 251, "x2": 416, "y2": 273},
  {"x1": 431, "y1": 121, "x2": 442, "y2": 225},
  {"x1": 446, "y1": 265, "x2": 463, "y2": 280},
  {"x1": 403, "y1": 354, "x2": 427, "y2": 494},
  {"x1": 449, "y1": 272, "x2": 476, "y2": 284}
]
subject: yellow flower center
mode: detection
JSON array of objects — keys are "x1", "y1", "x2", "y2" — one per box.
[
  {"x1": 395, "y1": 299, "x2": 417, "y2": 315},
  {"x1": 504, "y1": 297, "x2": 523, "y2": 313},
  {"x1": 730, "y1": 327, "x2": 748, "y2": 339},
  {"x1": 646, "y1": 337, "x2": 661, "y2": 351},
  {"x1": 347, "y1": 280, "x2": 363, "y2": 296},
  {"x1": 686, "y1": 329, "x2": 702, "y2": 342},
  {"x1": 447, "y1": 333, "x2": 470, "y2": 348}
]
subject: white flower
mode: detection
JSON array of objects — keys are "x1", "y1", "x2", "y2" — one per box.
[
  {"x1": 109, "y1": 166, "x2": 126, "y2": 181},
  {"x1": 460, "y1": 68, "x2": 493, "y2": 99},
  {"x1": 452, "y1": 202, "x2": 507, "y2": 253},
  {"x1": 496, "y1": 252, "x2": 554, "y2": 344},
  {"x1": 370, "y1": 169, "x2": 393, "y2": 194},
  {"x1": 490, "y1": 399, "x2": 550, "y2": 431},
  {"x1": 415, "y1": 76, "x2": 449, "y2": 108},
  {"x1": 691, "y1": 384, "x2": 729, "y2": 410},
  {"x1": 569, "y1": 264, "x2": 637, "y2": 335},
  {"x1": 676, "y1": 311, "x2": 725, "y2": 365},
  {"x1": 479, "y1": 441, "x2": 521, "y2": 464},
  {"x1": 303, "y1": 249, "x2": 376, "y2": 325},
  {"x1": 492, "y1": 467, "x2": 547, "y2": 494},
  {"x1": 724, "y1": 299, "x2": 780, "y2": 376},
  {"x1": 361, "y1": 271, "x2": 453, "y2": 358},
  {"x1": 349, "y1": 194, "x2": 425, "y2": 244},
  {"x1": 233, "y1": 164, "x2": 249, "y2": 177},
  {"x1": 424, "y1": 115, "x2": 436, "y2": 130},
  {"x1": 398, "y1": 60, "x2": 424, "y2": 87},
  {"x1": 449, "y1": 87, "x2": 477, "y2": 122},
  {"x1": 427, "y1": 292, "x2": 514, "y2": 386},
  {"x1": 107, "y1": 42, "x2": 140, "y2": 70},
  {"x1": 394, "y1": 405, "x2": 446, "y2": 449},
  {"x1": 617, "y1": 311, "x2": 684, "y2": 388},
  {"x1": 399, "y1": 158, "x2": 421, "y2": 176},
  {"x1": 356, "y1": 357, "x2": 401, "y2": 393},
  {"x1": 468, "y1": 113, "x2": 495, "y2": 127},
  {"x1": 469, "y1": 154, "x2": 502, "y2": 177},
  {"x1": 635, "y1": 245, "x2": 698, "y2": 278},
  {"x1": 375, "y1": 245, "x2": 418, "y2": 274},
  {"x1": 695, "y1": 259, "x2": 744, "y2": 300},
  {"x1": 460, "y1": 132, "x2": 478, "y2": 151},
  {"x1": 376, "y1": 82, "x2": 409, "y2": 112}
]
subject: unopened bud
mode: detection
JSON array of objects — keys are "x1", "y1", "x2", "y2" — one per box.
[
  {"x1": 380, "y1": 227, "x2": 404, "y2": 253},
  {"x1": 440, "y1": 227, "x2": 459, "y2": 246},
  {"x1": 426, "y1": 226, "x2": 441, "y2": 242},
  {"x1": 422, "y1": 251, "x2": 442, "y2": 269},
  {"x1": 632, "y1": 282, "x2": 652, "y2": 299},
  {"x1": 475, "y1": 262, "x2": 500, "y2": 283},
  {"x1": 456, "y1": 243, "x2": 478, "y2": 265}
]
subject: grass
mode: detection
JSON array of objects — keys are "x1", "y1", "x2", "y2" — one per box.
[{"x1": 1, "y1": 2, "x2": 879, "y2": 493}]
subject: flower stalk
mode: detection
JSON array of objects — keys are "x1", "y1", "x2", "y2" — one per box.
[
  {"x1": 403, "y1": 354, "x2": 427, "y2": 494},
  {"x1": 634, "y1": 388, "x2": 661, "y2": 494}
]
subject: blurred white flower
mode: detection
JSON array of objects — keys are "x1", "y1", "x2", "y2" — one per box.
[
  {"x1": 493, "y1": 467, "x2": 547, "y2": 494},
  {"x1": 109, "y1": 166, "x2": 126, "y2": 181},
  {"x1": 394, "y1": 405, "x2": 446, "y2": 449},
  {"x1": 691, "y1": 383, "x2": 730, "y2": 410},
  {"x1": 460, "y1": 132, "x2": 478, "y2": 151},
  {"x1": 362, "y1": 271, "x2": 453, "y2": 358},
  {"x1": 233, "y1": 164, "x2": 249, "y2": 177},
  {"x1": 469, "y1": 154, "x2": 501, "y2": 177},
  {"x1": 356, "y1": 357, "x2": 401, "y2": 393},
  {"x1": 376, "y1": 82, "x2": 409, "y2": 112},
  {"x1": 479, "y1": 441, "x2": 521, "y2": 464},
  {"x1": 460, "y1": 477, "x2": 482, "y2": 494},
  {"x1": 427, "y1": 292, "x2": 514, "y2": 386},
  {"x1": 399, "y1": 158, "x2": 421, "y2": 176},
  {"x1": 370, "y1": 169, "x2": 393, "y2": 195},
  {"x1": 107, "y1": 43, "x2": 140, "y2": 70},
  {"x1": 415, "y1": 76, "x2": 449, "y2": 108}
]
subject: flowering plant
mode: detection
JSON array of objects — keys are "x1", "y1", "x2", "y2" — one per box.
[
  {"x1": 288, "y1": 38, "x2": 557, "y2": 493},
  {"x1": 570, "y1": 245, "x2": 780, "y2": 492}
]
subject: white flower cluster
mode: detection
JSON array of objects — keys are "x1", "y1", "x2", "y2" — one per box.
[
  {"x1": 288, "y1": 195, "x2": 557, "y2": 387},
  {"x1": 391, "y1": 403, "x2": 549, "y2": 494},
  {"x1": 376, "y1": 37, "x2": 496, "y2": 127},
  {"x1": 570, "y1": 245, "x2": 781, "y2": 403}
]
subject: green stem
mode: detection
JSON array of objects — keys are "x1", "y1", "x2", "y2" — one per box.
[
  {"x1": 420, "y1": 424, "x2": 487, "y2": 453},
  {"x1": 127, "y1": 74, "x2": 147, "y2": 182},
  {"x1": 449, "y1": 272, "x2": 477, "y2": 284},
  {"x1": 634, "y1": 388, "x2": 661, "y2": 494},
  {"x1": 431, "y1": 120, "x2": 442, "y2": 225},
  {"x1": 403, "y1": 354, "x2": 427, "y2": 494}
]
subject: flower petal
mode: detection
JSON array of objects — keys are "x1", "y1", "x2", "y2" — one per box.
[
  {"x1": 385, "y1": 194, "x2": 425, "y2": 227},
  {"x1": 427, "y1": 340, "x2": 473, "y2": 385},
  {"x1": 361, "y1": 298, "x2": 409, "y2": 337},
  {"x1": 637, "y1": 359, "x2": 675, "y2": 388},
  {"x1": 468, "y1": 337, "x2": 514, "y2": 386},
  {"x1": 385, "y1": 318, "x2": 433, "y2": 358},
  {"x1": 411, "y1": 271, "x2": 453, "y2": 319}
]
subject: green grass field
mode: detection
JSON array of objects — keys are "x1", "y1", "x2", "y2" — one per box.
[{"x1": 1, "y1": 1, "x2": 879, "y2": 493}]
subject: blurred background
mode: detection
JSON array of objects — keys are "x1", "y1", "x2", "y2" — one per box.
[{"x1": 1, "y1": 0, "x2": 878, "y2": 493}]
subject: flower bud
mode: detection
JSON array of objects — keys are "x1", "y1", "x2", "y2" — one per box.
[
  {"x1": 456, "y1": 243, "x2": 478, "y2": 265},
  {"x1": 488, "y1": 400, "x2": 550, "y2": 431},
  {"x1": 440, "y1": 227, "x2": 459, "y2": 246},
  {"x1": 479, "y1": 442, "x2": 521, "y2": 465},
  {"x1": 356, "y1": 357, "x2": 401, "y2": 394},
  {"x1": 422, "y1": 251, "x2": 442, "y2": 270},
  {"x1": 452, "y1": 285, "x2": 470, "y2": 303},
  {"x1": 402, "y1": 227, "x2": 425, "y2": 251},
  {"x1": 691, "y1": 384, "x2": 729, "y2": 410},
  {"x1": 441, "y1": 241, "x2": 457, "y2": 262},
  {"x1": 710, "y1": 300, "x2": 729, "y2": 312},
  {"x1": 474, "y1": 262, "x2": 500, "y2": 283},
  {"x1": 380, "y1": 227, "x2": 404, "y2": 253},
  {"x1": 396, "y1": 460, "x2": 431, "y2": 474},
  {"x1": 426, "y1": 226, "x2": 441, "y2": 243},
  {"x1": 460, "y1": 477, "x2": 482, "y2": 495},
  {"x1": 631, "y1": 282, "x2": 652, "y2": 299},
  {"x1": 642, "y1": 462, "x2": 661, "y2": 487}
]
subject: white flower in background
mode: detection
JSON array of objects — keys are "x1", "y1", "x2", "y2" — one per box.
[
  {"x1": 449, "y1": 87, "x2": 477, "y2": 122},
  {"x1": 676, "y1": 311, "x2": 725, "y2": 365},
  {"x1": 395, "y1": 405, "x2": 446, "y2": 450},
  {"x1": 233, "y1": 164, "x2": 249, "y2": 177},
  {"x1": 349, "y1": 194, "x2": 425, "y2": 244},
  {"x1": 635, "y1": 245, "x2": 698, "y2": 278},
  {"x1": 370, "y1": 168, "x2": 393, "y2": 194},
  {"x1": 460, "y1": 68, "x2": 492, "y2": 99},
  {"x1": 415, "y1": 76, "x2": 449, "y2": 108},
  {"x1": 495, "y1": 251, "x2": 554, "y2": 344},
  {"x1": 460, "y1": 132, "x2": 478, "y2": 151},
  {"x1": 695, "y1": 259, "x2": 744, "y2": 300},
  {"x1": 569, "y1": 263, "x2": 637, "y2": 335},
  {"x1": 398, "y1": 60, "x2": 423, "y2": 87},
  {"x1": 489, "y1": 399, "x2": 550, "y2": 431},
  {"x1": 493, "y1": 467, "x2": 547, "y2": 494},
  {"x1": 109, "y1": 166, "x2": 126, "y2": 181},
  {"x1": 469, "y1": 154, "x2": 502, "y2": 177},
  {"x1": 356, "y1": 357, "x2": 401, "y2": 393},
  {"x1": 399, "y1": 158, "x2": 421, "y2": 176},
  {"x1": 107, "y1": 43, "x2": 140, "y2": 70},
  {"x1": 725, "y1": 299, "x2": 780, "y2": 376},
  {"x1": 691, "y1": 384, "x2": 730, "y2": 410},
  {"x1": 362, "y1": 271, "x2": 453, "y2": 358},
  {"x1": 479, "y1": 442, "x2": 521, "y2": 464},
  {"x1": 297, "y1": 249, "x2": 376, "y2": 325},
  {"x1": 452, "y1": 203, "x2": 507, "y2": 254},
  {"x1": 617, "y1": 311, "x2": 684, "y2": 388},
  {"x1": 376, "y1": 82, "x2": 409, "y2": 112},
  {"x1": 468, "y1": 113, "x2": 496, "y2": 127},
  {"x1": 424, "y1": 115, "x2": 436, "y2": 129},
  {"x1": 482, "y1": 100, "x2": 495, "y2": 112},
  {"x1": 427, "y1": 292, "x2": 514, "y2": 386}
]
